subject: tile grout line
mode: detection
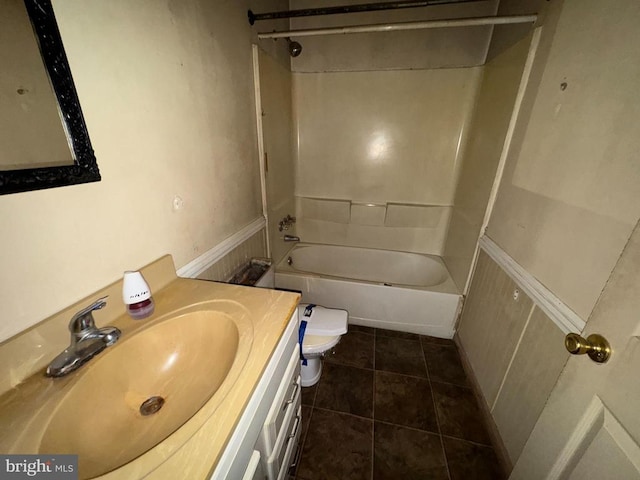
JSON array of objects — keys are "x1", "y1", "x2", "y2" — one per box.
[
  {"x1": 422, "y1": 339, "x2": 453, "y2": 480},
  {"x1": 429, "y1": 378, "x2": 472, "y2": 389},
  {"x1": 371, "y1": 327, "x2": 376, "y2": 480},
  {"x1": 373, "y1": 418, "x2": 441, "y2": 436},
  {"x1": 326, "y1": 356, "x2": 468, "y2": 389},
  {"x1": 310, "y1": 405, "x2": 373, "y2": 421},
  {"x1": 310, "y1": 372, "x2": 319, "y2": 407},
  {"x1": 309, "y1": 404, "x2": 443, "y2": 436},
  {"x1": 440, "y1": 433, "x2": 494, "y2": 448}
]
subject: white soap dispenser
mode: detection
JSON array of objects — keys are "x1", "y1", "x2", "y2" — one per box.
[{"x1": 122, "y1": 271, "x2": 155, "y2": 320}]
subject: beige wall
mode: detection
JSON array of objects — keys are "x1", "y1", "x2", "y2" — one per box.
[
  {"x1": 289, "y1": 0, "x2": 498, "y2": 72},
  {"x1": 486, "y1": 0, "x2": 640, "y2": 320},
  {"x1": 0, "y1": 0, "x2": 288, "y2": 342},
  {"x1": 293, "y1": 67, "x2": 480, "y2": 254},
  {"x1": 258, "y1": 48, "x2": 297, "y2": 264},
  {"x1": 444, "y1": 31, "x2": 532, "y2": 290},
  {"x1": 0, "y1": 0, "x2": 71, "y2": 170}
]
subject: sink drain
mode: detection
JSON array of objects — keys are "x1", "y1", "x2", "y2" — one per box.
[{"x1": 140, "y1": 396, "x2": 165, "y2": 416}]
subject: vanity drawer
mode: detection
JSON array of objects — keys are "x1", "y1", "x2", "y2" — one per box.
[
  {"x1": 277, "y1": 405, "x2": 303, "y2": 480},
  {"x1": 267, "y1": 402, "x2": 302, "y2": 480},
  {"x1": 257, "y1": 345, "x2": 301, "y2": 454}
]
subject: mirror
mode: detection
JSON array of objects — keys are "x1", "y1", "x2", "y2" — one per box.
[{"x1": 0, "y1": 0, "x2": 100, "y2": 195}]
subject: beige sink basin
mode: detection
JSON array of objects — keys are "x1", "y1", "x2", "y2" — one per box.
[{"x1": 39, "y1": 310, "x2": 240, "y2": 479}]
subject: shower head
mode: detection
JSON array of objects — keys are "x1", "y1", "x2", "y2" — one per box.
[{"x1": 286, "y1": 37, "x2": 302, "y2": 57}]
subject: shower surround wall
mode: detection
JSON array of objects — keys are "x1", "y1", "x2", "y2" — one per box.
[
  {"x1": 443, "y1": 30, "x2": 534, "y2": 291},
  {"x1": 287, "y1": 0, "x2": 499, "y2": 256},
  {"x1": 293, "y1": 68, "x2": 480, "y2": 254}
]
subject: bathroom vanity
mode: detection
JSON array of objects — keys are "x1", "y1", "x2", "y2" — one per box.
[
  {"x1": 212, "y1": 311, "x2": 301, "y2": 480},
  {"x1": 0, "y1": 255, "x2": 300, "y2": 479}
]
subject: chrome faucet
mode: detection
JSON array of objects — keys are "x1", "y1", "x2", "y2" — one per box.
[
  {"x1": 46, "y1": 297, "x2": 121, "y2": 377},
  {"x1": 284, "y1": 234, "x2": 300, "y2": 242}
]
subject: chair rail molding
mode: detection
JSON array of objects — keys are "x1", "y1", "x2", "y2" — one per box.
[
  {"x1": 177, "y1": 217, "x2": 266, "y2": 279},
  {"x1": 479, "y1": 235, "x2": 586, "y2": 334}
]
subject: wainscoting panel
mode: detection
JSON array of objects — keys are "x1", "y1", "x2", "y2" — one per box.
[
  {"x1": 491, "y1": 306, "x2": 570, "y2": 462},
  {"x1": 175, "y1": 216, "x2": 267, "y2": 282},
  {"x1": 196, "y1": 229, "x2": 266, "y2": 282},
  {"x1": 458, "y1": 250, "x2": 534, "y2": 406},
  {"x1": 457, "y1": 241, "x2": 574, "y2": 470}
]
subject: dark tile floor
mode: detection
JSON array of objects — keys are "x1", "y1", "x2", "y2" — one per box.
[{"x1": 291, "y1": 327, "x2": 505, "y2": 480}]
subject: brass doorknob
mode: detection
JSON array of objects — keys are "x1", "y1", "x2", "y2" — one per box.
[{"x1": 564, "y1": 333, "x2": 611, "y2": 363}]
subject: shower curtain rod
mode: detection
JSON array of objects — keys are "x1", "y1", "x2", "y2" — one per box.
[
  {"x1": 257, "y1": 14, "x2": 537, "y2": 39},
  {"x1": 248, "y1": 0, "x2": 482, "y2": 25}
]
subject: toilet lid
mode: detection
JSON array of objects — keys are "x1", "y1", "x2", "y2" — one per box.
[{"x1": 298, "y1": 304, "x2": 348, "y2": 336}]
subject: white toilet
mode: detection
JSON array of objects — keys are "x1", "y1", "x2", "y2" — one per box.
[{"x1": 298, "y1": 303, "x2": 348, "y2": 387}]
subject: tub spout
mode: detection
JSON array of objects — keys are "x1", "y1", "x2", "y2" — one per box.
[{"x1": 284, "y1": 234, "x2": 300, "y2": 242}]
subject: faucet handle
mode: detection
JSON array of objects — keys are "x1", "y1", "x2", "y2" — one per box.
[{"x1": 69, "y1": 296, "x2": 108, "y2": 333}]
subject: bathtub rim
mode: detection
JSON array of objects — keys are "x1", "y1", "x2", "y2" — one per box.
[{"x1": 276, "y1": 242, "x2": 459, "y2": 295}]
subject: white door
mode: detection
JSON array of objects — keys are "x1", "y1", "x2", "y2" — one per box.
[{"x1": 510, "y1": 219, "x2": 640, "y2": 479}]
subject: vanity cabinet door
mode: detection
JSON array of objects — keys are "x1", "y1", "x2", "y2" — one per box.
[{"x1": 256, "y1": 345, "x2": 301, "y2": 454}]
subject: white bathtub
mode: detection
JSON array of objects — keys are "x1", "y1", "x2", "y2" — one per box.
[{"x1": 275, "y1": 243, "x2": 461, "y2": 338}]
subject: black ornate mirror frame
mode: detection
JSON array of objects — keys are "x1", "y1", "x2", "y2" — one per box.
[{"x1": 0, "y1": 0, "x2": 100, "y2": 195}]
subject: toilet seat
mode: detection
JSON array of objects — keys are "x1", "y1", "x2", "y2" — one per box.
[{"x1": 302, "y1": 334, "x2": 342, "y2": 355}]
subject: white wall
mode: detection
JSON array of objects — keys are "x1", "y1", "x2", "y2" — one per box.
[{"x1": 0, "y1": 0, "x2": 289, "y2": 342}]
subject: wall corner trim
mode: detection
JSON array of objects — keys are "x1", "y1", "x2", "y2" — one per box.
[
  {"x1": 479, "y1": 235, "x2": 586, "y2": 334},
  {"x1": 176, "y1": 216, "x2": 266, "y2": 279}
]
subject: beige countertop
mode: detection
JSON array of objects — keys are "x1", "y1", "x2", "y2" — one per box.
[{"x1": 0, "y1": 255, "x2": 300, "y2": 479}]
